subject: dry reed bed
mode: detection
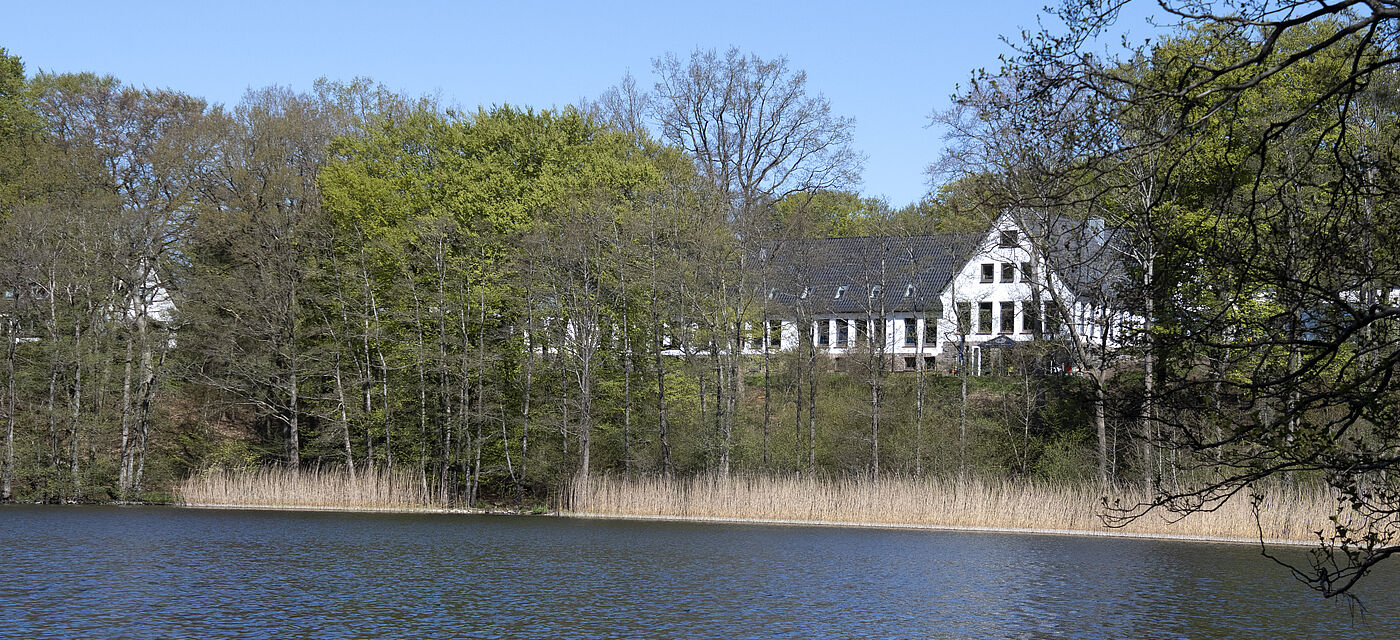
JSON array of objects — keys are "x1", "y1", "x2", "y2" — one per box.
[
  {"x1": 570, "y1": 474, "x2": 1347, "y2": 542},
  {"x1": 178, "y1": 467, "x2": 432, "y2": 510},
  {"x1": 180, "y1": 468, "x2": 1350, "y2": 543}
]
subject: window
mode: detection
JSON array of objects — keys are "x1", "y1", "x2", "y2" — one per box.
[
  {"x1": 836, "y1": 319, "x2": 849, "y2": 347},
  {"x1": 924, "y1": 317, "x2": 937, "y2": 345},
  {"x1": 1024, "y1": 302, "x2": 1039, "y2": 333},
  {"x1": 749, "y1": 325, "x2": 763, "y2": 348},
  {"x1": 800, "y1": 286, "x2": 811, "y2": 300},
  {"x1": 956, "y1": 302, "x2": 971, "y2": 334},
  {"x1": 873, "y1": 319, "x2": 885, "y2": 345},
  {"x1": 1020, "y1": 262, "x2": 1033, "y2": 283},
  {"x1": 980, "y1": 264, "x2": 994, "y2": 283},
  {"x1": 1000, "y1": 263, "x2": 1015, "y2": 283},
  {"x1": 768, "y1": 320, "x2": 782, "y2": 347},
  {"x1": 870, "y1": 284, "x2": 882, "y2": 299},
  {"x1": 767, "y1": 288, "x2": 776, "y2": 299},
  {"x1": 1000, "y1": 302, "x2": 1015, "y2": 333},
  {"x1": 818, "y1": 319, "x2": 830, "y2": 346},
  {"x1": 924, "y1": 355, "x2": 935, "y2": 369},
  {"x1": 904, "y1": 283, "x2": 915, "y2": 298},
  {"x1": 834, "y1": 285, "x2": 848, "y2": 299},
  {"x1": 999, "y1": 230, "x2": 1019, "y2": 247},
  {"x1": 904, "y1": 356, "x2": 917, "y2": 370},
  {"x1": 855, "y1": 319, "x2": 868, "y2": 344},
  {"x1": 978, "y1": 302, "x2": 993, "y2": 334},
  {"x1": 904, "y1": 317, "x2": 918, "y2": 346}
]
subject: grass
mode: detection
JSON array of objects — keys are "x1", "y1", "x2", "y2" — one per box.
[
  {"x1": 568, "y1": 473, "x2": 1353, "y2": 542},
  {"x1": 177, "y1": 467, "x2": 432, "y2": 511},
  {"x1": 178, "y1": 466, "x2": 1355, "y2": 543}
]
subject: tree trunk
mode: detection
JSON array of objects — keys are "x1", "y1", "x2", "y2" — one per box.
[
  {"x1": 807, "y1": 321, "x2": 818, "y2": 475},
  {"x1": 915, "y1": 317, "x2": 926, "y2": 478},
  {"x1": 3, "y1": 318, "x2": 16, "y2": 501},
  {"x1": 69, "y1": 315, "x2": 82, "y2": 497},
  {"x1": 1141, "y1": 259, "x2": 1155, "y2": 495},
  {"x1": 286, "y1": 280, "x2": 300, "y2": 468},
  {"x1": 761, "y1": 277, "x2": 772, "y2": 467},
  {"x1": 648, "y1": 212, "x2": 672, "y2": 476},
  {"x1": 333, "y1": 358, "x2": 356, "y2": 481},
  {"x1": 1095, "y1": 378, "x2": 1108, "y2": 487},
  {"x1": 118, "y1": 335, "x2": 134, "y2": 495},
  {"x1": 518, "y1": 267, "x2": 534, "y2": 505},
  {"x1": 959, "y1": 337, "x2": 969, "y2": 480}
]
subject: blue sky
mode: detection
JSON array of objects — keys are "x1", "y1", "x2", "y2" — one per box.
[{"x1": 2, "y1": 1, "x2": 1162, "y2": 208}]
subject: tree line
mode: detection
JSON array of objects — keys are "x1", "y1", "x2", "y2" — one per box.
[
  {"x1": 1, "y1": 47, "x2": 1106, "y2": 507},
  {"x1": 3, "y1": 0, "x2": 1399, "y2": 597}
]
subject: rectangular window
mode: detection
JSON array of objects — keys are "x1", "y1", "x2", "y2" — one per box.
[
  {"x1": 854, "y1": 319, "x2": 867, "y2": 344},
  {"x1": 978, "y1": 302, "x2": 993, "y2": 334},
  {"x1": 1024, "y1": 302, "x2": 1039, "y2": 334},
  {"x1": 999, "y1": 230, "x2": 1019, "y2": 247},
  {"x1": 836, "y1": 319, "x2": 849, "y2": 347},
  {"x1": 924, "y1": 355, "x2": 936, "y2": 369},
  {"x1": 904, "y1": 318, "x2": 918, "y2": 346},
  {"x1": 980, "y1": 263, "x2": 995, "y2": 283},
  {"x1": 904, "y1": 356, "x2": 917, "y2": 370},
  {"x1": 1000, "y1": 263, "x2": 1015, "y2": 283},
  {"x1": 1000, "y1": 302, "x2": 1015, "y2": 333},
  {"x1": 768, "y1": 320, "x2": 782, "y2": 347},
  {"x1": 924, "y1": 317, "x2": 937, "y2": 346},
  {"x1": 749, "y1": 324, "x2": 763, "y2": 348},
  {"x1": 1020, "y1": 262, "x2": 1033, "y2": 283},
  {"x1": 873, "y1": 319, "x2": 885, "y2": 345},
  {"x1": 957, "y1": 302, "x2": 971, "y2": 334},
  {"x1": 818, "y1": 319, "x2": 830, "y2": 346}
]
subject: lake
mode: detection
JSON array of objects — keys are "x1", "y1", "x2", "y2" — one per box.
[{"x1": 1, "y1": 505, "x2": 1395, "y2": 639}]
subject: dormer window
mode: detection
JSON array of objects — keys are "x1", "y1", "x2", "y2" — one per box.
[
  {"x1": 800, "y1": 286, "x2": 811, "y2": 299},
  {"x1": 835, "y1": 285, "x2": 848, "y2": 299},
  {"x1": 767, "y1": 288, "x2": 776, "y2": 299},
  {"x1": 904, "y1": 283, "x2": 915, "y2": 298},
  {"x1": 869, "y1": 284, "x2": 882, "y2": 299},
  {"x1": 999, "y1": 230, "x2": 1019, "y2": 247}
]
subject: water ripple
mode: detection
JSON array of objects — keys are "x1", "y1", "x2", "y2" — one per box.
[{"x1": 0, "y1": 506, "x2": 1395, "y2": 639}]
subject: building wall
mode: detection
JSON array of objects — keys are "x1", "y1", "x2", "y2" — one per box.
[{"x1": 731, "y1": 214, "x2": 1136, "y2": 372}]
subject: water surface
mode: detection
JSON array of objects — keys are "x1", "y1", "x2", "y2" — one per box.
[{"x1": 1, "y1": 505, "x2": 1395, "y2": 639}]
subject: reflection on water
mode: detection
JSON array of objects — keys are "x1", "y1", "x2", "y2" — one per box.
[{"x1": 1, "y1": 505, "x2": 1395, "y2": 639}]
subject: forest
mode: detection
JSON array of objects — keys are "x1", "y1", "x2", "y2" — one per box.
[
  {"x1": 0, "y1": 47, "x2": 1095, "y2": 506},
  {"x1": 1, "y1": 0, "x2": 1399, "y2": 596}
]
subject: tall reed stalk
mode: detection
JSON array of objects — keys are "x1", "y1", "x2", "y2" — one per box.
[
  {"x1": 178, "y1": 467, "x2": 431, "y2": 510},
  {"x1": 569, "y1": 474, "x2": 1352, "y2": 542}
]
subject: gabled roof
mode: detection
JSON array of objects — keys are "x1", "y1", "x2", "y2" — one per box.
[
  {"x1": 767, "y1": 233, "x2": 983, "y2": 313},
  {"x1": 1015, "y1": 212, "x2": 1127, "y2": 304}
]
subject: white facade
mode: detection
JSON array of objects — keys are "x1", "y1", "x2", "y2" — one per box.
[{"x1": 747, "y1": 212, "x2": 1132, "y2": 373}]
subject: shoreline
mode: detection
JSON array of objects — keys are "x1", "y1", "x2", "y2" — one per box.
[
  {"x1": 562, "y1": 511, "x2": 1316, "y2": 547},
  {"x1": 175, "y1": 502, "x2": 1315, "y2": 547}
]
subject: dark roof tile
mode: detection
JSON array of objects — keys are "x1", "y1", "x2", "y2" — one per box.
[{"x1": 767, "y1": 233, "x2": 983, "y2": 313}]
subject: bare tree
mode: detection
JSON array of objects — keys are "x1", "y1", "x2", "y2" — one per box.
[{"x1": 652, "y1": 47, "x2": 861, "y2": 475}]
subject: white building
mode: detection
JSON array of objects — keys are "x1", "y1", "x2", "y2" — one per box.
[{"x1": 757, "y1": 212, "x2": 1130, "y2": 374}]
